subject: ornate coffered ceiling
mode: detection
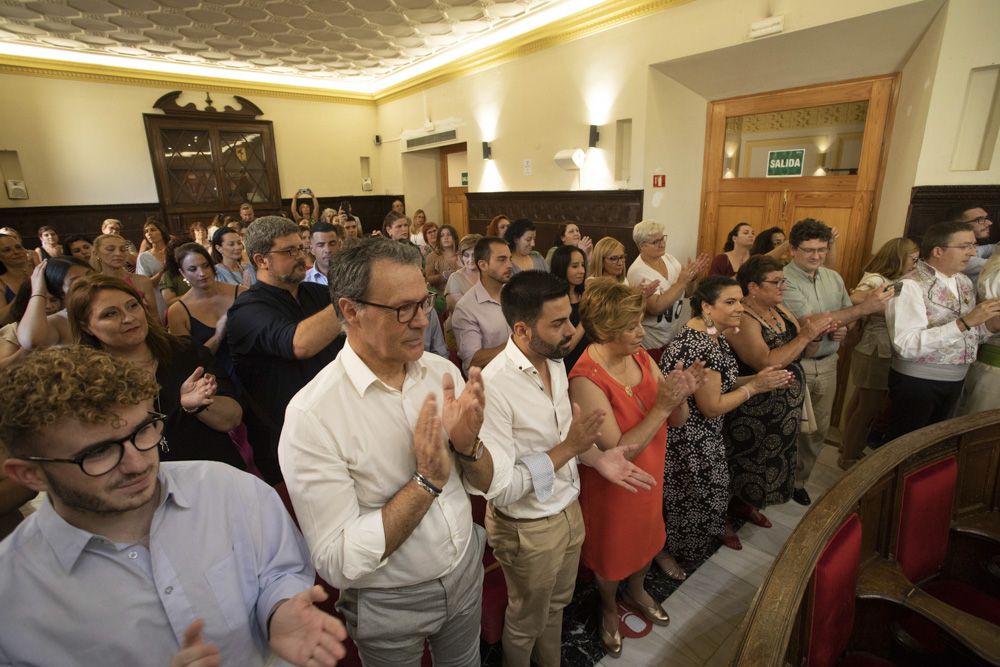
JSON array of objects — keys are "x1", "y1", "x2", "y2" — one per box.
[{"x1": 0, "y1": 0, "x2": 619, "y2": 96}]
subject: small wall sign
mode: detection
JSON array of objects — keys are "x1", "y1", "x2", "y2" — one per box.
[{"x1": 766, "y1": 149, "x2": 805, "y2": 177}]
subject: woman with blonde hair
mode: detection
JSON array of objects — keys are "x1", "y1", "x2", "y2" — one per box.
[
  {"x1": 444, "y1": 233, "x2": 481, "y2": 311},
  {"x1": 90, "y1": 234, "x2": 159, "y2": 320},
  {"x1": 587, "y1": 237, "x2": 628, "y2": 283},
  {"x1": 569, "y1": 278, "x2": 700, "y2": 656},
  {"x1": 839, "y1": 237, "x2": 919, "y2": 467}
]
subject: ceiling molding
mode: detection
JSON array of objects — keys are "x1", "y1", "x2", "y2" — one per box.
[
  {"x1": 0, "y1": 0, "x2": 691, "y2": 106},
  {"x1": 0, "y1": 54, "x2": 376, "y2": 105},
  {"x1": 373, "y1": 0, "x2": 693, "y2": 103}
]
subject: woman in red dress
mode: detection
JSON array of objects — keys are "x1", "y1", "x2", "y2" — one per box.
[{"x1": 569, "y1": 278, "x2": 701, "y2": 658}]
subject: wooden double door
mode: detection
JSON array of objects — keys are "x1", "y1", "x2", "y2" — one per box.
[{"x1": 698, "y1": 75, "x2": 898, "y2": 286}]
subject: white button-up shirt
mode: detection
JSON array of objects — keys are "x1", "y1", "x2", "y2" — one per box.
[
  {"x1": 474, "y1": 337, "x2": 579, "y2": 519},
  {"x1": 278, "y1": 342, "x2": 472, "y2": 590}
]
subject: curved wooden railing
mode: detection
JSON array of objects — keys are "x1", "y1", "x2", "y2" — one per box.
[{"x1": 730, "y1": 408, "x2": 1000, "y2": 666}]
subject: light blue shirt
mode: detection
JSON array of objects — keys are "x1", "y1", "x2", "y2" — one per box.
[
  {"x1": 0, "y1": 461, "x2": 314, "y2": 667},
  {"x1": 304, "y1": 265, "x2": 328, "y2": 286},
  {"x1": 782, "y1": 261, "x2": 853, "y2": 358}
]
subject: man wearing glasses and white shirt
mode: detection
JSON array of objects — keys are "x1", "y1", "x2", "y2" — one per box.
[
  {"x1": 228, "y1": 217, "x2": 344, "y2": 483},
  {"x1": 886, "y1": 220, "x2": 1000, "y2": 439},
  {"x1": 280, "y1": 238, "x2": 488, "y2": 666}
]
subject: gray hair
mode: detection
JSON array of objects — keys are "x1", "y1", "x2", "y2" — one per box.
[
  {"x1": 327, "y1": 237, "x2": 422, "y2": 322},
  {"x1": 632, "y1": 220, "x2": 666, "y2": 247},
  {"x1": 245, "y1": 216, "x2": 300, "y2": 267}
]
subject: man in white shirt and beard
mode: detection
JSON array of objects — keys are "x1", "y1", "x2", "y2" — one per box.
[{"x1": 459, "y1": 270, "x2": 685, "y2": 666}]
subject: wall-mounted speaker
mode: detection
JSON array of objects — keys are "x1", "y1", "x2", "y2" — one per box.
[
  {"x1": 374, "y1": 135, "x2": 382, "y2": 146},
  {"x1": 4, "y1": 179, "x2": 27, "y2": 200}
]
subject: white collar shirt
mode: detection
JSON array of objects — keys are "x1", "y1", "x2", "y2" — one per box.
[
  {"x1": 278, "y1": 341, "x2": 472, "y2": 590},
  {"x1": 474, "y1": 337, "x2": 579, "y2": 519}
]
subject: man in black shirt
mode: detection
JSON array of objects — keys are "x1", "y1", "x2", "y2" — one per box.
[{"x1": 228, "y1": 216, "x2": 344, "y2": 483}]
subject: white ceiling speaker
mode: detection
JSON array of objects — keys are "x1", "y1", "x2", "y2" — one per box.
[
  {"x1": 4, "y1": 180, "x2": 27, "y2": 200},
  {"x1": 554, "y1": 148, "x2": 585, "y2": 170}
]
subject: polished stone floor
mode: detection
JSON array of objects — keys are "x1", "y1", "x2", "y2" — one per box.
[{"x1": 593, "y1": 442, "x2": 846, "y2": 666}]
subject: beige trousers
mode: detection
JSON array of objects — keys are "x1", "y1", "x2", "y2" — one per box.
[
  {"x1": 795, "y1": 354, "x2": 840, "y2": 488},
  {"x1": 485, "y1": 499, "x2": 585, "y2": 667}
]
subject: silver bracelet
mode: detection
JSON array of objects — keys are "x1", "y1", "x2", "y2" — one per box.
[{"x1": 412, "y1": 471, "x2": 442, "y2": 497}]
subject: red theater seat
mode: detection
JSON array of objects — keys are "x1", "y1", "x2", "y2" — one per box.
[
  {"x1": 808, "y1": 514, "x2": 893, "y2": 667},
  {"x1": 893, "y1": 457, "x2": 1000, "y2": 651}
]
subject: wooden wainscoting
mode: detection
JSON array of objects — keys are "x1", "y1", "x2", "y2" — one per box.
[
  {"x1": 0, "y1": 203, "x2": 163, "y2": 248},
  {"x1": 0, "y1": 194, "x2": 404, "y2": 248},
  {"x1": 466, "y1": 190, "x2": 644, "y2": 261},
  {"x1": 904, "y1": 185, "x2": 1000, "y2": 245}
]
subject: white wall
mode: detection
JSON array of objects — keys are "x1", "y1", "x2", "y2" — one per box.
[
  {"x1": 375, "y1": 0, "x2": 935, "y2": 259},
  {"x1": 914, "y1": 0, "x2": 1000, "y2": 186},
  {"x1": 874, "y1": 6, "x2": 947, "y2": 250},
  {"x1": 0, "y1": 74, "x2": 380, "y2": 207}
]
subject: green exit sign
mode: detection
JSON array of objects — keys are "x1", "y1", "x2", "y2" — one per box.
[{"x1": 766, "y1": 149, "x2": 805, "y2": 177}]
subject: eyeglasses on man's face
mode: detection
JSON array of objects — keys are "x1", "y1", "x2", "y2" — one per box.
[
  {"x1": 943, "y1": 243, "x2": 977, "y2": 251},
  {"x1": 19, "y1": 412, "x2": 167, "y2": 477},
  {"x1": 795, "y1": 245, "x2": 829, "y2": 256},
  {"x1": 353, "y1": 293, "x2": 434, "y2": 323},
  {"x1": 267, "y1": 245, "x2": 307, "y2": 259}
]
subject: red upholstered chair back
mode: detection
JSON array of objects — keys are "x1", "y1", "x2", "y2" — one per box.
[
  {"x1": 895, "y1": 457, "x2": 958, "y2": 584},
  {"x1": 808, "y1": 513, "x2": 862, "y2": 667}
]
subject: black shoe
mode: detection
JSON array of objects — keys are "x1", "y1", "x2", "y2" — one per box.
[{"x1": 792, "y1": 488, "x2": 812, "y2": 506}]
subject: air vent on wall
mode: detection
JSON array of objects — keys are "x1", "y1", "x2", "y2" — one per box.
[{"x1": 406, "y1": 130, "x2": 458, "y2": 150}]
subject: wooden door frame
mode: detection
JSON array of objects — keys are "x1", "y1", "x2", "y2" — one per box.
[
  {"x1": 438, "y1": 142, "x2": 469, "y2": 237},
  {"x1": 697, "y1": 74, "x2": 900, "y2": 285}
]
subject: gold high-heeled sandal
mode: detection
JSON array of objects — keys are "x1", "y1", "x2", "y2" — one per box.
[{"x1": 621, "y1": 589, "x2": 670, "y2": 626}]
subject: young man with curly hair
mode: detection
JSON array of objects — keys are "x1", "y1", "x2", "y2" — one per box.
[{"x1": 0, "y1": 346, "x2": 346, "y2": 667}]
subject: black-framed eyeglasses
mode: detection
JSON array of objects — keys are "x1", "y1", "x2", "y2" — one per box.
[
  {"x1": 966, "y1": 215, "x2": 989, "y2": 224},
  {"x1": 266, "y1": 245, "x2": 307, "y2": 258},
  {"x1": 353, "y1": 293, "x2": 434, "y2": 323},
  {"x1": 19, "y1": 412, "x2": 167, "y2": 477},
  {"x1": 761, "y1": 278, "x2": 787, "y2": 287}
]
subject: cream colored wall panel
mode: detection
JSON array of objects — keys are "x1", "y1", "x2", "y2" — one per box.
[
  {"x1": 0, "y1": 73, "x2": 381, "y2": 207},
  {"x1": 873, "y1": 5, "x2": 945, "y2": 250},
  {"x1": 915, "y1": 0, "x2": 1000, "y2": 185}
]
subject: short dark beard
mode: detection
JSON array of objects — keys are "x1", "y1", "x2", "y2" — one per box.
[
  {"x1": 528, "y1": 330, "x2": 572, "y2": 360},
  {"x1": 46, "y1": 469, "x2": 157, "y2": 516}
]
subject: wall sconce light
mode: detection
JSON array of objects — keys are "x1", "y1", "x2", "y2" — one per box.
[
  {"x1": 588, "y1": 125, "x2": 600, "y2": 148},
  {"x1": 554, "y1": 148, "x2": 586, "y2": 170},
  {"x1": 813, "y1": 151, "x2": 828, "y2": 176},
  {"x1": 482, "y1": 141, "x2": 493, "y2": 160}
]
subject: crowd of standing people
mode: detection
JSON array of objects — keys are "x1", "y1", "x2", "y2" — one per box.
[{"x1": 0, "y1": 198, "x2": 998, "y2": 666}]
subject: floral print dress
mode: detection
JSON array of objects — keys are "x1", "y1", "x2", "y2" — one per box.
[{"x1": 660, "y1": 326, "x2": 738, "y2": 563}]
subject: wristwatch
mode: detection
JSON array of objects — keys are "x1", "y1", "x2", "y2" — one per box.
[{"x1": 449, "y1": 437, "x2": 484, "y2": 462}]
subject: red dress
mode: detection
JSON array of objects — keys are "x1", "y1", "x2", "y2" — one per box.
[{"x1": 569, "y1": 346, "x2": 667, "y2": 580}]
